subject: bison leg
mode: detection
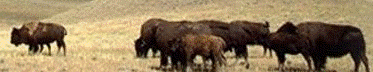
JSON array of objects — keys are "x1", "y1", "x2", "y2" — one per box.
[
  {"x1": 32, "y1": 44, "x2": 39, "y2": 54},
  {"x1": 151, "y1": 48, "x2": 158, "y2": 58},
  {"x1": 57, "y1": 40, "x2": 66, "y2": 56},
  {"x1": 351, "y1": 52, "x2": 363, "y2": 72},
  {"x1": 361, "y1": 55, "x2": 370, "y2": 72},
  {"x1": 312, "y1": 55, "x2": 326, "y2": 71},
  {"x1": 159, "y1": 51, "x2": 168, "y2": 70},
  {"x1": 301, "y1": 53, "x2": 312, "y2": 70},
  {"x1": 142, "y1": 47, "x2": 150, "y2": 58},
  {"x1": 171, "y1": 54, "x2": 179, "y2": 70},
  {"x1": 275, "y1": 52, "x2": 286, "y2": 72},
  {"x1": 28, "y1": 45, "x2": 33, "y2": 55},
  {"x1": 217, "y1": 51, "x2": 228, "y2": 68},
  {"x1": 184, "y1": 54, "x2": 193, "y2": 72},
  {"x1": 231, "y1": 45, "x2": 249, "y2": 67},
  {"x1": 46, "y1": 43, "x2": 51, "y2": 56},
  {"x1": 39, "y1": 44, "x2": 44, "y2": 53},
  {"x1": 262, "y1": 47, "x2": 268, "y2": 57},
  {"x1": 202, "y1": 56, "x2": 209, "y2": 70},
  {"x1": 269, "y1": 48, "x2": 273, "y2": 58},
  {"x1": 241, "y1": 46, "x2": 250, "y2": 69}
]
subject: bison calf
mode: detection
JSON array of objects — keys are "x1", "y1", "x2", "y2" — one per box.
[
  {"x1": 11, "y1": 21, "x2": 67, "y2": 56},
  {"x1": 169, "y1": 34, "x2": 227, "y2": 72}
]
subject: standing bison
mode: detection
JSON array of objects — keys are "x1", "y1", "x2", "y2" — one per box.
[
  {"x1": 266, "y1": 22, "x2": 312, "y2": 71},
  {"x1": 294, "y1": 22, "x2": 370, "y2": 72},
  {"x1": 11, "y1": 21, "x2": 67, "y2": 56},
  {"x1": 169, "y1": 33, "x2": 227, "y2": 72}
]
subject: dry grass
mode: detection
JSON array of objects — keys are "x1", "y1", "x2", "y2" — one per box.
[{"x1": 0, "y1": 0, "x2": 372, "y2": 71}]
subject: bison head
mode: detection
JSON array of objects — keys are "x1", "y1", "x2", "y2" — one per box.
[
  {"x1": 10, "y1": 27, "x2": 28, "y2": 47},
  {"x1": 134, "y1": 38, "x2": 148, "y2": 58}
]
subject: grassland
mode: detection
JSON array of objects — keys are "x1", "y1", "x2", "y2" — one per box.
[{"x1": 0, "y1": 0, "x2": 372, "y2": 71}]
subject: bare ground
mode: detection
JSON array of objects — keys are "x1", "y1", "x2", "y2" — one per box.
[{"x1": 0, "y1": 0, "x2": 372, "y2": 72}]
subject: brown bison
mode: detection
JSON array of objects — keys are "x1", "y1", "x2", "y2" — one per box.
[
  {"x1": 135, "y1": 18, "x2": 195, "y2": 69},
  {"x1": 11, "y1": 21, "x2": 67, "y2": 56},
  {"x1": 135, "y1": 18, "x2": 270, "y2": 70},
  {"x1": 294, "y1": 22, "x2": 370, "y2": 72},
  {"x1": 134, "y1": 18, "x2": 192, "y2": 58},
  {"x1": 266, "y1": 22, "x2": 312, "y2": 71},
  {"x1": 169, "y1": 33, "x2": 227, "y2": 72},
  {"x1": 197, "y1": 20, "x2": 270, "y2": 67},
  {"x1": 134, "y1": 18, "x2": 168, "y2": 58}
]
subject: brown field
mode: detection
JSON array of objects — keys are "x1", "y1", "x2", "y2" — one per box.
[{"x1": 0, "y1": 0, "x2": 372, "y2": 72}]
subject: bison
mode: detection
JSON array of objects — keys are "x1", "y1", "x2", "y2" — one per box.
[
  {"x1": 169, "y1": 33, "x2": 227, "y2": 72},
  {"x1": 11, "y1": 21, "x2": 67, "y2": 56},
  {"x1": 266, "y1": 22, "x2": 312, "y2": 71},
  {"x1": 134, "y1": 18, "x2": 192, "y2": 58},
  {"x1": 197, "y1": 20, "x2": 270, "y2": 67},
  {"x1": 135, "y1": 18, "x2": 196, "y2": 69},
  {"x1": 134, "y1": 18, "x2": 167, "y2": 58},
  {"x1": 294, "y1": 22, "x2": 370, "y2": 72}
]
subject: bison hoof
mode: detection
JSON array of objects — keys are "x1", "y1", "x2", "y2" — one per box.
[{"x1": 245, "y1": 64, "x2": 250, "y2": 69}]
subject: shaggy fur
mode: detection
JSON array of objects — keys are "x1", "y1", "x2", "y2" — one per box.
[
  {"x1": 169, "y1": 34, "x2": 227, "y2": 72},
  {"x1": 11, "y1": 21, "x2": 67, "y2": 56},
  {"x1": 296, "y1": 22, "x2": 369, "y2": 72}
]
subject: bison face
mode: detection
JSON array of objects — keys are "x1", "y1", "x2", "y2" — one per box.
[
  {"x1": 169, "y1": 38, "x2": 182, "y2": 53},
  {"x1": 134, "y1": 38, "x2": 147, "y2": 58},
  {"x1": 10, "y1": 27, "x2": 25, "y2": 47}
]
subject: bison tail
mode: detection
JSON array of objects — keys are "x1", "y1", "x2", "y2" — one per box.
[{"x1": 264, "y1": 21, "x2": 270, "y2": 28}]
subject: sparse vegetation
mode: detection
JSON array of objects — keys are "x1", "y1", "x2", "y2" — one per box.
[{"x1": 0, "y1": 0, "x2": 372, "y2": 71}]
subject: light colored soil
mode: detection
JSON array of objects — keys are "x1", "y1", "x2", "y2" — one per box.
[{"x1": 0, "y1": 0, "x2": 372, "y2": 71}]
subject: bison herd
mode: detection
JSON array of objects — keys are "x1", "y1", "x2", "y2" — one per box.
[
  {"x1": 134, "y1": 18, "x2": 370, "y2": 72},
  {"x1": 8, "y1": 18, "x2": 370, "y2": 72}
]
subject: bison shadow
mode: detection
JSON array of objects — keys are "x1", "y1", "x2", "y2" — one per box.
[
  {"x1": 150, "y1": 64, "x2": 213, "y2": 72},
  {"x1": 226, "y1": 55, "x2": 271, "y2": 59},
  {"x1": 268, "y1": 67, "x2": 337, "y2": 72}
]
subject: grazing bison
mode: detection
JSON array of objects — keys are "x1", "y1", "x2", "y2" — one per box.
[
  {"x1": 134, "y1": 18, "x2": 168, "y2": 58},
  {"x1": 295, "y1": 22, "x2": 370, "y2": 72},
  {"x1": 266, "y1": 22, "x2": 312, "y2": 71},
  {"x1": 11, "y1": 21, "x2": 67, "y2": 56},
  {"x1": 135, "y1": 18, "x2": 198, "y2": 69},
  {"x1": 134, "y1": 18, "x2": 191, "y2": 58},
  {"x1": 169, "y1": 34, "x2": 227, "y2": 72}
]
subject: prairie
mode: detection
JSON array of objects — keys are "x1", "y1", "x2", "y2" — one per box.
[{"x1": 0, "y1": 0, "x2": 372, "y2": 71}]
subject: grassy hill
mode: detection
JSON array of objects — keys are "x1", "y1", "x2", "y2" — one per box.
[{"x1": 0, "y1": 0, "x2": 372, "y2": 71}]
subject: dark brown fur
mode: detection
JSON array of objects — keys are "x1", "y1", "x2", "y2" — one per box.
[
  {"x1": 11, "y1": 21, "x2": 67, "y2": 56},
  {"x1": 267, "y1": 22, "x2": 312, "y2": 71},
  {"x1": 135, "y1": 18, "x2": 270, "y2": 70},
  {"x1": 296, "y1": 22, "x2": 370, "y2": 72},
  {"x1": 169, "y1": 34, "x2": 227, "y2": 72}
]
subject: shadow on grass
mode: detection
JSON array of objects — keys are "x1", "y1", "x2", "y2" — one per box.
[
  {"x1": 226, "y1": 55, "x2": 273, "y2": 59},
  {"x1": 150, "y1": 64, "x2": 214, "y2": 72},
  {"x1": 268, "y1": 67, "x2": 337, "y2": 72}
]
